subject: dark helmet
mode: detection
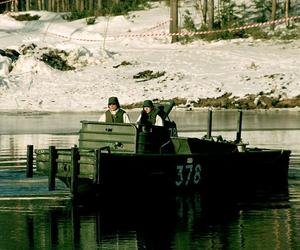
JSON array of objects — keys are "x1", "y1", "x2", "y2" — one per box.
[
  {"x1": 143, "y1": 100, "x2": 154, "y2": 108},
  {"x1": 108, "y1": 96, "x2": 120, "y2": 107}
]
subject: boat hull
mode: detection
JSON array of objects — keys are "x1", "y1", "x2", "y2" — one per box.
[{"x1": 35, "y1": 148, "x2": 290, "y2": 196}]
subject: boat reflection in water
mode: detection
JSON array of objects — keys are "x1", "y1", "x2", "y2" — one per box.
[{"x1": 0, "y1": 185, "x2": 292, "y2": 250}]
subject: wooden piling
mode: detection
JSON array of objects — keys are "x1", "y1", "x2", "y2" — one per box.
[
  {"x1": 206, "y1": 109, "x2": 212, "y2": 140},
  {"x1": 236, "y1": 110, "x2": 243, "y2": 143},
  {"x1": 26, "y1": 145, "x2": 34, "y2": 178},
  {"x1": 71, "y1": 147, "x2": 80, "y2": 197},
  {"x1": 48, "y1": 146, "x2": 57, "y2": 191},
  {"x1": 94, "y1": 149, "x2": 101, "y2": 185},
  {"x1": 94, "y1": 146, "x2": 110, "y2": 185}
]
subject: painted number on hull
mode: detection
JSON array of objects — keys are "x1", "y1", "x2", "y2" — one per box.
[{"x1": 175, "y1": 164, "x2": 202, "y2": 187}]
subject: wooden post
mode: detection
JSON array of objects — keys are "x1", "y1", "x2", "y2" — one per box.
[
  {"x1": 48, "y1": 146, "x2": 57, "y2": 191},
  {"x1": 206, "y1": 109, "x2": 212, "y2": 140},
  {"x1": 94, "y1": 149, "x2": 101, "y2": 185},
  {"x1": 94, "y1": 146, "x2": 110, "y2": 185},
  {"x1": 26, "y1": 145, "x2": 34, "y2": 178},
  {"x1": 71, "y1": 147, "x2": 80, "y2": 197},
  {"x1": 236, "y1": 110, "x2": 243, "y2": 143}
]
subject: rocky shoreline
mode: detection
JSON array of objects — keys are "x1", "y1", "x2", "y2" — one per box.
[{"x1": 123, "y1": 93, "x2": 300, "y2": 110}]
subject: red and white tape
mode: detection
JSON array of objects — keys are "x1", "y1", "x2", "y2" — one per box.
[
  {"x1": 144, "y1": 19, "x2": 171, "y2": 32},
  {"x1": 117, "y1": 15, "x2": 300, "y2": 38},
  {"x1": 45, "y1": 31, "x2": 102, "y2": 42},
  {"x1": 39, "y1": 15, "x2": 300, "y2": 42}
]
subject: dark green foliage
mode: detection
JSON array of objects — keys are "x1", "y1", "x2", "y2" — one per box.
[
  {"x1": 11, "y1": 13, "x2": 40, "y2": 21},
  {"x1": 63, "y1": 0, "x2": 149, "y2": 20},
  {"x1": 246, "y1": 27, "x2": 269, "y2": 39},
  {"x1": 113, "y1": 61, "x2": 132, "y2": 68},
  {"x1": 183, "y1": 10, "x2": 196, "y2": 31},
  {"x1": 216, "y1": 0, "x2": 239, "y2": 29},
  {"x1": 202, "y1": 29, "x2": 248, "y2": 41},
  {"x1": 133, "y1": 70, "x2": 166, "y2": 82},
  {"x1": 86, "y1": 16, "x2": 96, "y2": 25},
  {"x1": 64, "y1": 10, "x2": 90, "y2": 21},
  {"x1": 103, "y1": 0, "x2": 149, "y2": 16},
  {"x1": 177, "y1": 0, "x2": 299, "y2": 43},
  {"x1": 0, "y1": 49, "x2": 20, "y2": 62},
  {"x1": 41, "y1": 50, "x2": 75, "y2": 71},
  {"x1": 250, "y1": 0, "x2": 272, "y2": 23}
]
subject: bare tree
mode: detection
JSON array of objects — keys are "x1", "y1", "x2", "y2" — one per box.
[
  {"x1": 96, "y1": 0, "x2": 103, "y2": 16},
  {"x1": 26, "y1": 0, "x2": 30, "y2": 11},
  {"x1": 89, "y1": 0, "x2": 93, "y2": 15},
  {"x1": 197, "y1": 0, "x2": 207, "y2": 25},
  {"x1": 170, "y1": 0, "x2": 179, "y2": 43},
  {"x1": 285, "y1": 0, "x2": 290, "y2": 27},
  {"x1": 48, "y1": 0, "x2": 53, "y2": 12},
  {"x1": 271, "y1": 0, "x2": 277, "y2": 30},
  {"x1": 207, "y1": 0, "x2": 214, "y2": 30}
]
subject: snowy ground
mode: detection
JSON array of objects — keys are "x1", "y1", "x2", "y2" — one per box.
[{"x1": 0, "y1": 3, "x2": 300, "y2": 112}]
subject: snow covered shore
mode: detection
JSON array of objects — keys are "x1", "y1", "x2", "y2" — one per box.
[{"x1": 0, "y1": 4, "x2": 300, "y2": 112}]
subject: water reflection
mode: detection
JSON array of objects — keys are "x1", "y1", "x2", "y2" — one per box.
[
  {"x1": 1, "y1": 109, "x2": 299, "y2": 134},
  {"x1": 0, "y1": 186, "x2": 298, "y2": 250}
]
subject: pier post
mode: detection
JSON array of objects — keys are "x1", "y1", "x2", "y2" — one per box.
[
  {"x1": 236, "y1": 110, "x2": 243, "y2": 143},
  {"x1": 94, "y1": 149, "x2": 101, "y2": 185},
  {"x1": 71, "y1": 146, "x2": 80, "y2": 197},
  {"x1": 94, "y1": 146, "x2": 110, "y2": 185},
  {"x1": 26, "y1": 145, "x2": 34, "y2": 178},
  {"x1": 48, "y1": 146, "x2": 57, "y2": 191},
  {"x1": 206, "y1": 109, "x2": 212, "y2": 140}
]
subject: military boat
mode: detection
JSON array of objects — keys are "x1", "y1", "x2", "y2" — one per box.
[{"x1": 34, "y1": 100, "x2": 291, "y2": 197}]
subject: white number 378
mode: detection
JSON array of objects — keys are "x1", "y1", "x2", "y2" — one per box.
[{"x1": 175, "y1": 164, "x2": 202, "y2": 187}]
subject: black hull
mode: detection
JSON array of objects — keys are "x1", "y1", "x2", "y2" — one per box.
[
  {"x1": 34, "y1": 120, "x2": 291, "y2": 198},
  {"x1": 52, "y1": 149, "x2": 290, "y2": 197}
]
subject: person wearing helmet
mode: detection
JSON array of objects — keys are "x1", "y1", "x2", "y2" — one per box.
[
  {"x1": 136, "y1": 100, "x2": 163, "y2": 126},
  {"x1": 98, "y1": 96, "x2": 131, "y2": 123}
]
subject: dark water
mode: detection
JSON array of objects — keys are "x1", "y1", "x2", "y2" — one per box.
[{"x1": 0, "y1": 110, "x2": 300, "y2": 250}]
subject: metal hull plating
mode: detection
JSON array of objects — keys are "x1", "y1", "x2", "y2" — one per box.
[{"x1": 35, "y1": 146, "x2": 290, "y2": 196}]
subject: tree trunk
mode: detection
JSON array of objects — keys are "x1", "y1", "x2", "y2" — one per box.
[
  {"x1": 202, "y1": 0, "x2": 207, "y2": 24},
  {"x1": 75, "y1": 0, "x2": 79, "y2": 11},
  {"x1": 207, "y1": 0, "x2": 214, "y2": 30},
  {"x1": 170, "y1": 0, "x2": 178, "y2": 43},
  {"x1": 285, "y1": 0, "x2": 290, "y2": 27},
  {"x1": 26, "y1": 0, "x2": 30, "y2": 11},
  {"x1": 271, "y1": 0, "x2": 276, "y2": 30},
  {"x1": 49, "y1": 0, "x2": 52, "y2": 11},
  {"x1": 96, "y1": 0, "x2": 102, "y2": 16},
  {"x1": 89, "y1": 0, "x2": 93, "y2": 15},
  {"x1": 61, "y1": 0, "x2": 65, "y2": 11}
]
